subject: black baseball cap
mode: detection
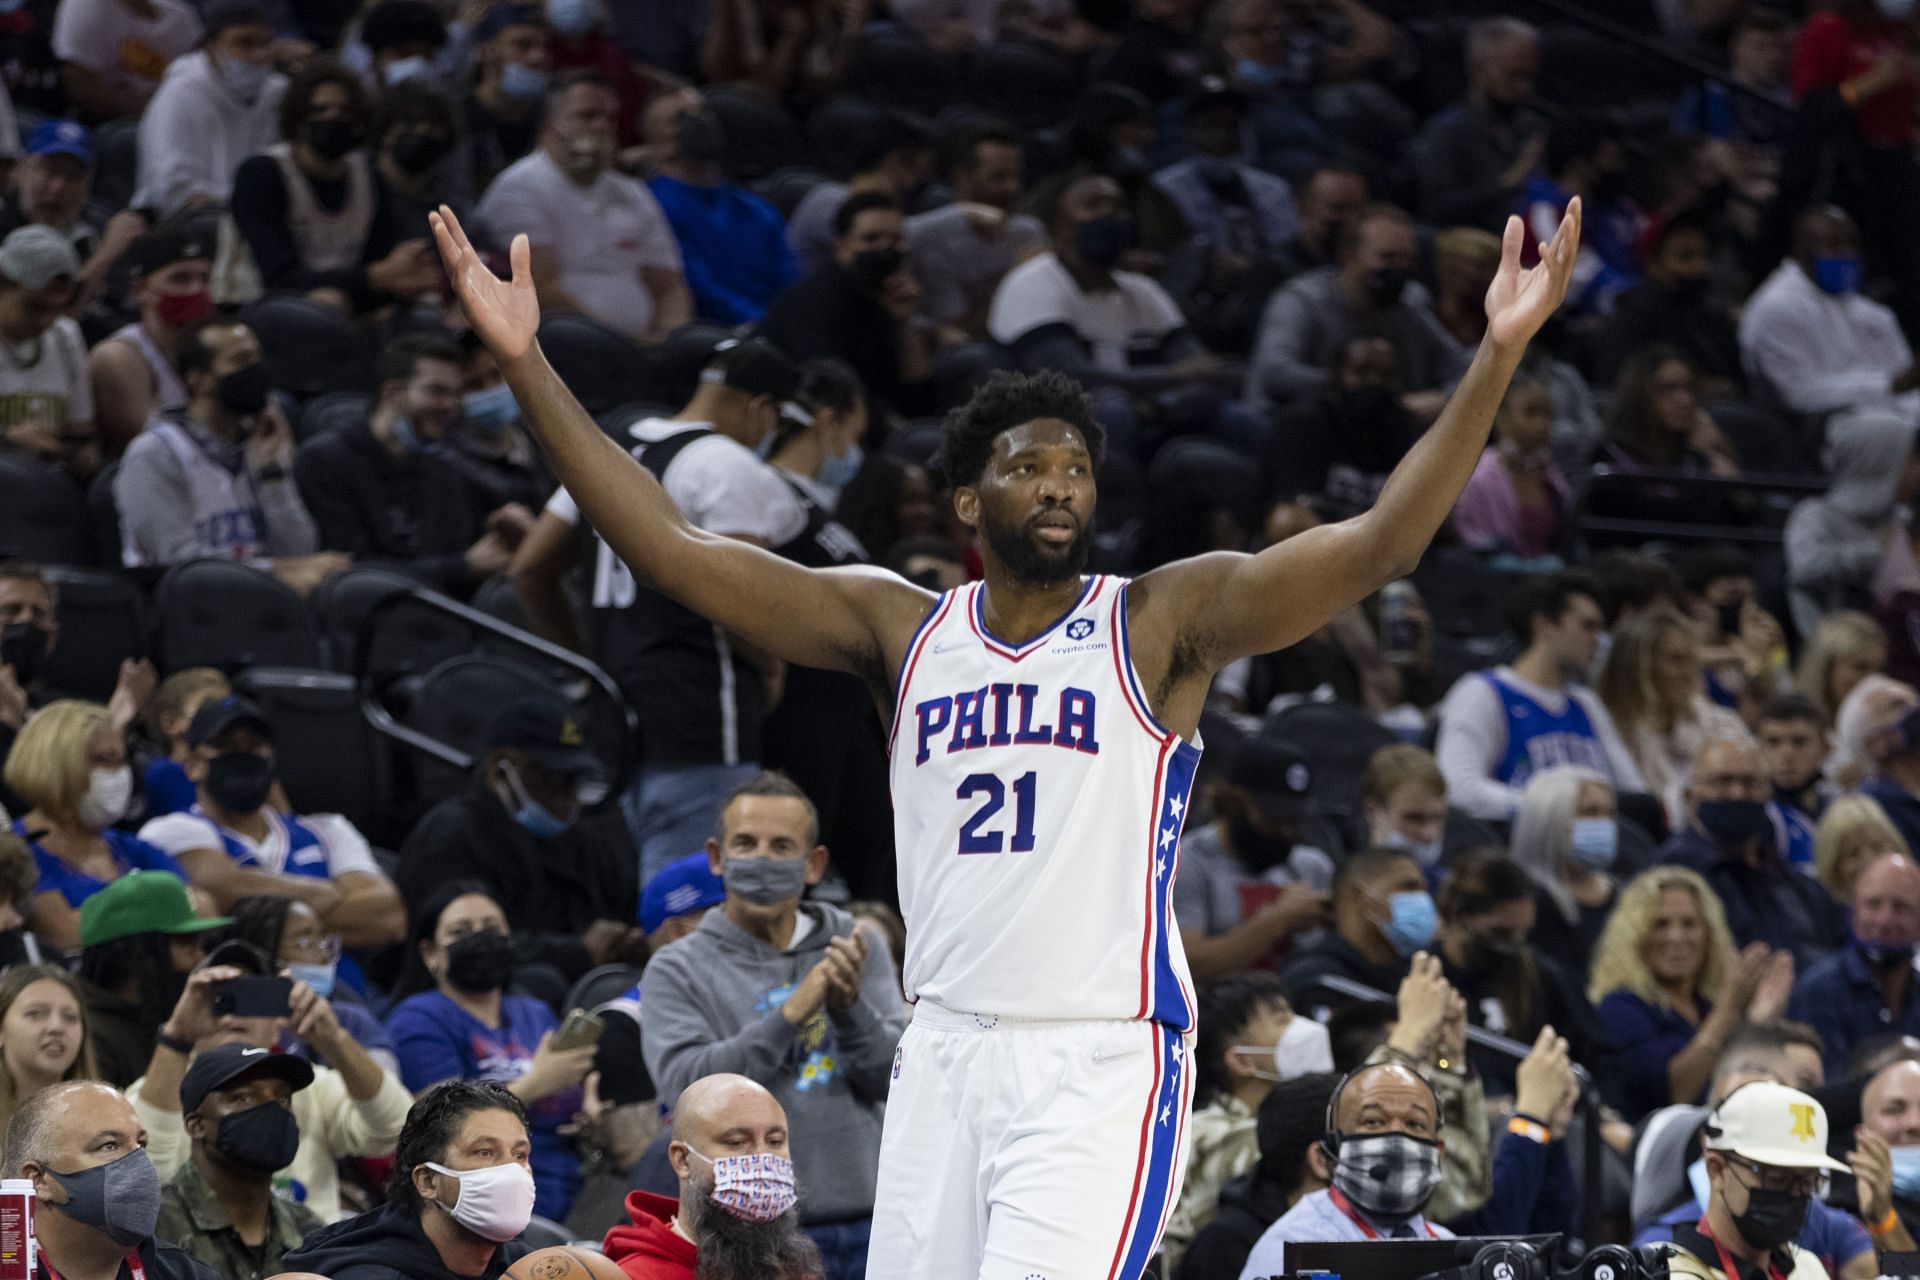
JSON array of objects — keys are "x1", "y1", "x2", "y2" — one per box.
[
  {"x1": 185, "y1": 696, "x2": 272, "y2": 748},
  {"x1": 486, "y1": 696, "x2": 606, "y2": 779},
  {"x1": 700, "y1": 338, "x2": 804, "y2": 404},
  {"x1": 128, "y1": 227, "x2": 213, "y2": 277},
  {"x1": 181, "y1": 1043, "x2": 314, "y2": 1116},
  {"x1": 1224, "y1": 736, "x2": 1314, "y2": 823}
]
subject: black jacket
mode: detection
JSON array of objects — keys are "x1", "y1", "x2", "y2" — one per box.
[
  {"x1": 756, "y1": 264, "x2": 931, "y2": 417},
  {"x1": 1176, "y1": 1172, "x2": 1293, "y2": 1280},
  {"x1": 1281, "y1": 933, "x2": 1410, "y2": 1017},
  {"x1": 1658, "y1": 825, "x2": 1844, "y2": 971},
  {"x1": 397, "y1": 778, "x2": 636, "y2": 982},
  {"x1": 280, "y1": 1203, "x2": 529, "y2": 1280},
  {"x1": 36, "y1": 1237, "x2": 222, "y2": 1280},
  {"x1": 293, "y1": 421, "x2": 488, "y2": 595}
]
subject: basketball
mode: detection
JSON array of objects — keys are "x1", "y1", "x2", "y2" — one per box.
[{"x1": 503, "y1": 1246, "x2": 630, "y2": 1280}]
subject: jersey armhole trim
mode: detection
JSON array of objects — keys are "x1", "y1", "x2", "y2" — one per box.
[
  {"x1": 886, "y1": 588, "x2": 959, "y2": 757},
  {"x1": 1111, "y1": 582, "x2": 1175, "y2": 744}
]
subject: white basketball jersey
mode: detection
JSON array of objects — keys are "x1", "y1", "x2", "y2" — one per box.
[{"x1": 889, "y1": 574, "x2": 1201, "y2": 1029}]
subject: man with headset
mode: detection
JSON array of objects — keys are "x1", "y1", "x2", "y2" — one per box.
[{"x1": 1237, "y1": 1059, "x2": 1454, "y2": 1279}]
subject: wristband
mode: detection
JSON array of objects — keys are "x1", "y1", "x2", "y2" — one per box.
[
  {"x1": 155, "y1": 1028, "x2": 194, "y2": 1056},
  {"x1": 1872, "y1": 1208, "x2": 1900, "y2": 1236},
  {"x1": 1507, "y1": 1115, "x2": 1551, "y2": 1145}
]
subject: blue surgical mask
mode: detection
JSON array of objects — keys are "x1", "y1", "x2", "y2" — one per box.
[
  {"x1": 383, "y1": 55, "x2": 434, "y2": 88},
  {"x1": 818, "y1": 442, "x2": 864, "y2": 490},
  {"x1": 463, "y1": 382, "x2": 518, "y2": 433},
  {"x1": 1568, "y1": 817, "x2": 1618, "y2": 870},
  {"x1": 1893, "y1": 1145, "x2": 1920, "y2": 1200},
  {"x1": 498, "y1": 61, "x2": 549, "y2": 101},
  {"x1": 1688, "y1": 1156, "x2": 1711, "y2": 1210},
  {"x1": 1384, "y1": 829, "x2": 1442, "y2": 870},
  {"x1": 501, "y1": 760, "x2": 574, "y2": 838},
  {"x1": 1852, "y1": 929, "x2": 1917, "y2": 971},
  {"x1": 1813, "y1": 254, "x2": 1861, "y2": 297},
  {"x1": 287, "y1": 960, "x2": 337, "y2": 999},
  {"x1": 1378, "y1": 889, "x2": 1437, "y2": 957}
]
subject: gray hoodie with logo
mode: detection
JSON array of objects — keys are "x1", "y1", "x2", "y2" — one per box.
[
  {"x1": 1785, "y1": 405, "x2": 1919, "y2": 637},
  {"x1": 638, "y1": 900, "x2": 907, "y2": 1223}
]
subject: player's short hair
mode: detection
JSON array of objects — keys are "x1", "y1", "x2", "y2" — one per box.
[
  {"x1": 934, "y1": 370, "x2": 1104, "y2": 490},
  {"x1": 1195, "y1": 973, "x2": 1289, "y2": 1107},
  {"x1": 716, "y1": 770, "x2": 820, "y2": 847},
  {"x1": 1507, "y1": 570, "x2": 1600, "y2": 646}
]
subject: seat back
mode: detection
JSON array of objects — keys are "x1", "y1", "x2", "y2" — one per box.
[
  {"x1": 964, "y1": 42, "x2": 1078, "y2": 128},
  {"x1": 563, "y1": 963, "x2": 645, "y2": 1016},
  {"x1": 846, "y1": 29, "x2": 953, "y2": 115},
  {"x1": 297, "y1": 391, "x2": 371, "y2": 444},
  {"x1": 311, "y1": 565, "x2": 471, "y2": 684},
  {"x1": 246, "y1": 296, "x2": 374, "y2": 403},
  {"x1": 154, "y1": 560, "x2": 321, "y2": 673},
  {"x1": 235, "y1": 666, "x2": 397, "y2": 843},
  {"x1": 702, "y1": 87, "x2": 808, "y2": 181},
  {"x1": 400, "y1": 655, "x2": 561, "y2": 807},
  {"x1": 1261, "y1": 702, "x2": 1399, "y2": 835},
  {"x1": 38, "y1": 567, "x2": 145, "y2": 702},
  {"x1": 806, "y1": 96, "x2": 891, "y2": 178},
  {"x1": 0, "y1": 453, "x2": 94, "y2": 564},
  {"x1": 758, "y1": 166, "x2": 828, "y2": 217},
  {"x1": 86, "y1": 461, "x2": 124, "y2": 572},
  {"x1": 536, "y1": 313, "x2": 649, "y2": 416},
  {"x1": 92, "y1": 119, "x2": 140, "y2": 211}
]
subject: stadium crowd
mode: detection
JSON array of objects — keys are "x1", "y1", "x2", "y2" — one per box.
[{"x1": 3, "y1": 0, "x2": 1920, "y2": 1278}]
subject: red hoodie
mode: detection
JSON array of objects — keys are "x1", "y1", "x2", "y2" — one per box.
[{"x1": 603, "y1": 1191, "x2": 697, "y2": 1280}]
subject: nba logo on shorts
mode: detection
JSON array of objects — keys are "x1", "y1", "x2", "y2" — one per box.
[
  {"x1": 1065, "y1": 618, "x2": 1095, "y2": 641},
  {"x1": 892, "y1": 1047, "x2": 903, "y2": 1080}
]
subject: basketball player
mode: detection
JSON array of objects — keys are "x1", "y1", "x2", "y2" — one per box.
[{"x1": 428, "y1": 198, "x2": 1582, "y2": 1280}]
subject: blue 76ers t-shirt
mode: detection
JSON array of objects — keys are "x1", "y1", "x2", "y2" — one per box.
[
  {"x1": 385, "y1": 990, "x2": 581, "y2": 1219},
  {"x1": 15, "y1": 821, "x2": 186, "y2": 907}
]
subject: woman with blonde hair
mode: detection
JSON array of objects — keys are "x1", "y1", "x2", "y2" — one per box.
[
  {"x1": 1510, "y1": 765, "x2": 1619, "y2": 981},
  {"x1": 1596, "y1": 606, "x2": 1746, "y2": 821},
  {"x1": 4, "y1": 700, "x2": 186, "y2": 952},
  {"x1": 1812, "y1": 795, "x2": 1909, "y2": 901},
  {"x1": 1795, "y1": 610, "x2": 1888, "y2": 726},
  {"x1": 0, "y1": 964, "x2": 95, "y2": 1132},
  {"x1": 1590, "y1": 866, "x2": 1792, "y2": 1119}
]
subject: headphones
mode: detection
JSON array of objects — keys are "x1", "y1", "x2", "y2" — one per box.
[
  {"x1": 1318, "y1": 1059, "x2": 1443, "y2": 1166},
  {"x1": 1415, "y1": 1241, "x2": 1676, "y2": 1280}
]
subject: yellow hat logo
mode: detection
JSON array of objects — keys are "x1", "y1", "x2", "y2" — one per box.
[
  {"x1": 561, "y1": 718, "x2": 584, "y2": 746},
  {"x1": 1789, "y1": 1103, "x2": 1816, "y2": 1142}
]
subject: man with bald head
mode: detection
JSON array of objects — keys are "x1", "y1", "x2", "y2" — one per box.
[
  {"x1": 1740, "y1": 206, "x2": 1920, "y2": 417},
  {"x1": 2, "y1": 1080, "x2": 221, "y2": 1280},
  {"x1": 1791, "y1": 852, "x2": 1920, "y2": 1075},
  {"x1": 602, "y1": 1073, "x2": 822, "y2": 1280},
  {"x1": 1659, "y1": 737, "x2": 1843, "y2": 969},
  {"x1": 1238, "y1": 1061, "x2": 1452, "y2": 1278}
]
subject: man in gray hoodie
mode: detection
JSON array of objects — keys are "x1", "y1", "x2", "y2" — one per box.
[
  {"x1": 638, "y1": 771, "x2": 907, "y2": 1280},
  {"x1": 1785, "y1": 408, "x2": 1920, "y2": 639}
]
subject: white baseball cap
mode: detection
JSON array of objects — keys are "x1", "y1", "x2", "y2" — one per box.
[{"x1": 1704, "y1": 1081, "x2": 1849, "y2": 1172}]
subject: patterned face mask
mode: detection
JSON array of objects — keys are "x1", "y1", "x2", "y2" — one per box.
[
  {"x1": 1331, "y1": 1131, "x2": 1442, "y2": 1221},
  {"x1": 688, "y1": 1148, "x2": 798, "y2": 1223}
]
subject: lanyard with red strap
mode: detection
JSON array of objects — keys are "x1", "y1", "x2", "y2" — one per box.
[
  {"x1": 1695, "y1": 1218, "x2": 1789, "y2": 1280},
  {"x1": 40, "y1": 1251, "x2": 146, "y2": 1280},
  {"x1": 1327, "y1": 1186, "x2": 1441, "y2": 1240}
]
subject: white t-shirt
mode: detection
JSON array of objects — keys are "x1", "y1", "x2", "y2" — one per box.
[
  {"x1": 0, "y1": 318, "x2": 94, "y2": 432},
  {"x1": 545, "y1": 416, "x2": 808, "y2": 545},
  {"x1": 138, "y1": 809, "x2": 380, "y2": 880},
  {"x1": 476, "y1": 150, "x2": 683, "y2": 340},
  {"x1": 52, "y1": 0, "x2": 202, "y2": 101},
  {"x1": 987, "y1": 251, "x2": 1184, "y2": 372}
]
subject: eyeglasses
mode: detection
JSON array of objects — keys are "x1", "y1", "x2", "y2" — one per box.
[
  {"x1": 1726, "y1": 1157, "x2": 1827, "y2": 1198},
  {"x1": 282, "y1": 932, "x2": 341, "y2": 964}
]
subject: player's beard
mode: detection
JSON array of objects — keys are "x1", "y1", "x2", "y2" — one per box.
[
  {"x1": 982, "y1": 504, "x2": 1092, "y2": 587},
  {"x1": 687, "y1": 1179, "x2": 823, "y2": 1280}
]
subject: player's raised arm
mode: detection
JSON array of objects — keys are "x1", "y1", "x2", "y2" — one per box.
[
  {"x1": 429, "y1": 207, "x2": 929, "y2": 681},
  {"x1": 1142, "y1": 198, "x2": 1583, "y2": 670}
]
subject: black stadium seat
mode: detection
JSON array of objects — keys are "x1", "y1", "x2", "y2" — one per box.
[
  {"x1": 92, "y1": 118, "x2": 140, "y2": 212},
  {"x1": 235, "y1": 666, "x2": 397, "y2": 844},
  {"x1": 246, "y1": 295, "x2": 375, "y2": 402},
  {"x1": 846, "y1": 28, "x2": 954, "y2": 116},
  {"x1": 38, "y1": 567, "x2": 145, "y2": 702},
  {"x1": 401, "y1": 654, "x2": 561, "y2": 806},
  {"x1": 311, "y1": 565, "x2": 471, "y2": 684},
  {"x1": 86, "y1": 462, "x2": 123, "y2": 573},
  {"x1": 298, "y1": 391, "x2": 371, "y2": 444},
  {"x1": 963, "y1": 42, "x2": 1079, "y2": 129},
  {"x1": 759, "y1": 166, "x2": 830, "y2": 218},
  {"x1": 537, "y1": 313, "x2": 650, "y2": 417},
  {"x1": 0, "y1": 453, "x2": 95, "y2": 565},
  {"x1": 806, "y1": 96, "x2": 891, "y2": 179},
  {"x1": 702, "y1": 87, "x2": 808, "y2": 182},
  {"x1": 153, "y1": 559, "x2": 322, "y2": 673}
]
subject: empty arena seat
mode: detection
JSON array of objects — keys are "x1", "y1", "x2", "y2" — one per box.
[
  {"x1": 86, "y1": 462, "x2": 124, "y2": 572},
  {"x1": 38, "y1": 567, "x2": 145, "y2": 702},
  {"x1": 963, "y1": 42, "x2": 1078, "y2": 129},
  {"x1": 702, "y1": 87, "x2": 808, "y2": 181},
  {"x1": 154, "y1": 559, "x2": 322, "y2": 672},
  {"x1": 235, "y1": 666, "x2": 397, "y2": 844},
  {"x1": 401, "y1": 654, "x2": 565, "y2": 806},
  {"x1": 806, "y1": 96, "x2": 891, "y2": 178},
  {"x1": 0, "y1": 453, "x2": 95, "y2": 565},
  {"x1": 311, "y1": 565, "x2": 472, "y2": 684},
  {"x1": 92, "y1": 118, "x2": 140, "y2": 211},
  {"x1": 759, "y1": 167, "x2": 829, "y2": 218},
  {"x1": 846, "y1": 28, "x2": 954, "y2": 116},
  {"x1": 537, "y1": 313, "x2": 651, "y2": 416},
  {"x1": 247, "y1": 295, "x2": 375, "y2": 402},
  {"x1": 298, "y1": 391, "x2": 372, "y2": 444}
]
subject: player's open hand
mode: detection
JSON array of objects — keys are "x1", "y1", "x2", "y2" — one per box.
[
  {"x1": 1484, "y1": 196, "x2": 1582, "y2": 351},
  {"x1": 430, "y1": 206, "x2": 539, "y2": 364}
]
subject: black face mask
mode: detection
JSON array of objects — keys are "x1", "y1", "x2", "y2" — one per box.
[
  {"x1": 1697, "y1": 798, "x2": 1774, "y2": 849},
  {"x1": 391, "y1": 132, "x2": 452, "y2": 175},
  {"x1": 1463, "y1": 932, "x2": 1523, "y2": 975},
  {"x1": 1716, "y1": 600, "x2": 1745, "y2": 638},
  {"x1": 1075, "y1": 215, "x2": 1134, "y2": 270},
  {"x1": 443, "y1": 930, "x2": 515, "y2": 994},
  {"x1": 306, "y1": 117, "x2": 360, "y2": 161},
  {"x1": 1227, "y1": 816, "x2": 1295, "y2": 873},
  {"x1": 849, "y1": 247, "x2": 903, "y2": 291},
  {"x1": 210, "y1": 1101, "x2": 301, "y2": 1174},
  {"x1": 216, "y1": 362, "x2": 271, "y2": 417},
  {"x1": 1365, "y1": 266, "x2": 1410, "y2": 308},
  {"x1": 678, "y1": 109, "x2": 725, "y2": 164},
  {"x1": 0, "y1": 621, "x2": 48, "y2": 685},
  {"x1": 205, "y1": 752, "x2": 274, "y2": 814},
  {"x1": 1732, "y1": 1186, "x2": 1811, "y2": 1250}
]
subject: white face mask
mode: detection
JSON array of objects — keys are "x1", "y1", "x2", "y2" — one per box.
[
  {"x1": 217, "y1": 55, "x2": 271, "y2": 103},
  {"x1": 425, "y1": 1160, "x2": 536, "y2": 1243},
  {"x1": 1384, "y1": 827, "x2": 1443, "y2": 869},
  {"x1": 78, "y1": 766, "x2": 133, "y2": 829},
  {"x1": 1232, "y1": 1015, "x2": 1335, "y2": 1083}
]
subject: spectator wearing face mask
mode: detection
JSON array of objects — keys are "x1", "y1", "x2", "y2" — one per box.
[
  {"x1": 140, "y1": 667, "x2": 231, "y2": 822},
  {"x1": 385, "y1": 885, "x2": 597, "y2": 1221},
  {"x1": 642, "y1": 89, "x2": 796, "y2": 327},
  {"x1": 1265, "y1": 334, "x2": 1421, "y2": 519},
  {"x1": 1, "y1": 1080, "x2": 223, "y2": 1280},
  {"x1": 603, "y1": 1072, "x2": 822, "y2": 1280},
  {"x1": 132, "y1": 1, "x2": 284, "y2": 219},
  {"x1": 375, "y1": 83, "x2": 462, "y2": 233},
  {"x1": 639, "y1": 772, "x2": 906, "y2": 1280},
  {"x1": 461, "y1": 3, "x2": 549, "y2": 198},
  {"x1": 1787, "y1": 851, "x2": 1920, "y2": 1076},
  {"x1": 784, "y1": 115, "x2": 935, "y2": 279},
  {"x1": 1178, "y1": 1071, "x2": 1340, "y2": 1280},
  {"x1": 1596, "y1": 209, "x2": 1742, "y2": 391},
  {"x1": 154, "y1": 1042, "x2": 324, "y2": 1278},
  {"x1": 89, "y1": 230, "x2": 214, "y2": 459},
  {"x1": 445, "y1": 335, "x2": 549, "y2": 513},
  {"x1": 399, "y1": 696, "x2": 640, "y2": 985},
  {"x1": 1451, "y1": 374, "x2": 1568, "y2": 563},
  {"x1": 1163, "y1": 974, "x2": 1333, "y2": 1272},
  {"x1": 7, "y1": 701, "x2": 186, "y2": 954},
  {"x1": 229, "y1": 58, "x2": 442, "y2": 315},
  {"x1": 1174, "y1": 737, "x2": 1334, "y2": 982},
  {"x1": 357, "y1": 0, "x2": 447, "y2": 94},
  {"x1": 475, "y1": 71, "x2": 690, "y2": 343},
  {"x1": 1858, "y1": 1058, "x2": 1920, "y2": 1245},
  {"x1": 1511, "y1": 768, "x2": 1624, "y2": 968},
  {"x1": 215, "y1": 895, "x2": 397, "y2": 1076},
  {"x1": 281, "y1": 1080, "x2": 536, "y2": 1280},
  {"x1": 137, "y1": 696, "x2": 407, "y2": 948},
  {"x1": 1282, "y1": 848, "x2": 1431, "y2": 1017},
  {"x1": 1361, "y1": 746, "x2": 1450, "y2": 883}
]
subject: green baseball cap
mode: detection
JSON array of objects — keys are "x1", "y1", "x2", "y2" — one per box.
[{"x1": 79, "y1": 872, "x2": 232, "y2": 948}]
